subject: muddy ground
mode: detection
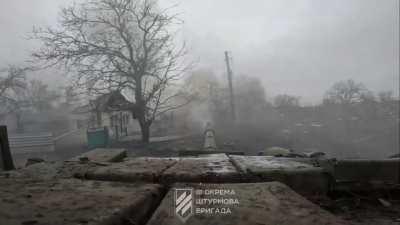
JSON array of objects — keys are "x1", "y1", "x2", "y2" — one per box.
[
  {"x1": 108, "y1": 136, "x2": 400, "y2": 225},
  {"x1": 312, "y1": 191, "x2": 400, "y2": 225},
  {"x1": 8, "y1": 133, "x2": 400, "y2": 225}
]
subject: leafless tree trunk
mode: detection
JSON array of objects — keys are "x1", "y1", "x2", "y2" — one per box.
[
  {"x1": 32, "y1": 0, "x2": 191, "y2": 142},
  {"x1": 0, "y1": 65, "x2": 28, "y2": 123}
]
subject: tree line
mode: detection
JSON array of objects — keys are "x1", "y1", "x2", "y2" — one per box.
[{"x1": 0, "y1": 0, "x2": 397, "y2": 144}]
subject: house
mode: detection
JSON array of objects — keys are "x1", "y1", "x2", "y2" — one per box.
[{"x1": 72, "y1": 91, "x2": 140, "y2": 139}]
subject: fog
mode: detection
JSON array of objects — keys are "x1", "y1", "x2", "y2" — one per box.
[
  {"x1": 0, "y1": 0, "x2": 399, "y2": 104},
  {"x1": 1, "y1": 3, "x2": 400, "y2": 225},
  {"x1": 177, "y1": 0, "x2": 399, "y2": 104},
  {"x1": 0, "y1": 0, "x2": 398, "y2": 164}
]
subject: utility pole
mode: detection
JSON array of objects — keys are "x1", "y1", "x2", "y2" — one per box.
[{"x1": 224, "y1": 51, "x2": 236, "y2": 122}]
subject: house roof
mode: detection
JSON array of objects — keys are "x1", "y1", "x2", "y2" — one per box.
[{"x1": 72, "y1": 91, "x2": 136, "y2": 114}]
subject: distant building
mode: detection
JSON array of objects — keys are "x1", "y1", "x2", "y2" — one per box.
[{"x1": 72, "y1": 91, "x2": 140, "y2": 139}]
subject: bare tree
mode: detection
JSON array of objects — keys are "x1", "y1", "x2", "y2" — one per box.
[
  {"x1": 324, "y1": 79, "x2": 368, "y2": 105},
  {"x1": 235, "y1": 75, "x2": 271, "y2": 120},
  {"x1": 0, "y1": 66, "x2": 26, "y2": 103},
  {"x1": 60, "y1": 85, "x2": 81, "y2": 108},
  {"x1": 26, "y1": 80, "x2": 60, "y2": 112},
  {"x1": 184, "y1": 69, "x2": 219, "y2": 102},
  {"x1": 274, "y1": 94, "x2": 300, "y2": 108},
  {"x1": 0, "y1": 65, "x2": 29, "y2": 131},
  {"x1": 32, "y1": 0, "x2": 190, "y2": 142}
]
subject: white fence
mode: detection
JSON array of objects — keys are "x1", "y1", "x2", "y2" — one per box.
[{"x1": 9, "y1": 132, "x2": 55, "y2": 154}]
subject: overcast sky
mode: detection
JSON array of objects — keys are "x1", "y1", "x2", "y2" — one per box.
[{"x1": 0, "y1": 0, "x2": 398, "y2": 104}]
